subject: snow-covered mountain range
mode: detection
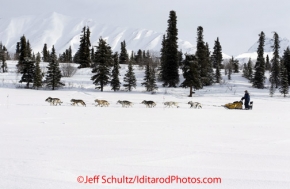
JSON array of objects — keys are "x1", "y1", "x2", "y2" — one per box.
[{"x1": 0, "y1": 12, "x2": 197, "y2": 56}]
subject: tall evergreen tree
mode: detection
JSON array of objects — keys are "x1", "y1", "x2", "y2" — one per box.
[
  {"x1": 195, "y1": 26, "x2": 208, "y2": 87},
  {"x1": 16, "y1": 35, "x2": 28, "y2": 72},
  {"x1": 180, "y1": 55, "x2": 202, "y2": 97},
  {"x1": 33, "y1": 52, "x2": 42, "y2": 89},
  {"x1": 42, "y1": 43, "x2": 49, "y2": 62},
  {"x1": 279, "y1": 65, "x2": 289, "y2": 97},
  {"x1": 19, "y1": 58, "x2": 35, "y2": 88},
  {"x1": 282, "y1": 47, "x2": 290, "y2": 85},
  {"x1": 252, "y1": 31, "x2": 266, "y2": 89},
  {"x1": 91, "y1": 38, "x2": 112, "y2": 92},
  {"x1": 148, "y1": 67, "x2": 158, "y2": 92},
  {"x1": 119, "y1": 40, "x2": 128, "y2": 64},
  {"x1": 141, "y1": 63, "x2": 151, "y2": 91},
  {"x1": 77, "y1": 26, "x2": 91, "y2": 68},
  {"x1": 269, "y1": 32, "x2": 281, "y2": 89},
  {"x1": 265, "y1": 54, "x2": 271, "y2": 71},
  {"x1": 212, "y1": 37, "x2": 223, "y2": 83},
  {"x1": 123, "y1": 61, "x2": 136, "y2": 91},
  {"x1": 110, "y1": 52, "x2": 121, "y2": 91},
  {"x1": 45, "y1": 46, "x2": 64, "y2": 90},
  {"x1": 162, "y1": 10, "x2": 179, "y2": 87}
]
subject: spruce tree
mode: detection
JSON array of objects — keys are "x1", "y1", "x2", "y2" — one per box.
[
  {"x1": 45, "y1": 46, "x2": 64, "y2": 90},
  {"x1": 148, "y1": 67, "x2": 158, "y2": 92},
  {"x1": 141, "y1": 63, "x2": 151, "y2": 91},
  {"x1": 16, "y1": 35, "x2": 28, "y2": 72},
  {"x1": 162, "y1": 10, "x2": 179, "y2": 87},
  {"x1": 212, "y1": 38, "x2": 223, "y2": 83},
  {"x1": 19, "y1": 58, "x2": 35, "y2": 88},
  {"x1": 123, "y1": 61, "x2": 136, "y2": 91},
  {"x1": 42, "y1": 43, "x2": 49, "y2": 62},
  {"x1": 282, "y1": 47, "x2": 290, "y2": 85},
  {"x1": 265, "y1": 55, "x2": 271, "y2": 71},
  {"x1": 252, "y1": 31, "x2": 266, "y2": 89},
  {"x1": 110, "y1": 52, "x2": 121, "y2": 91},
  {"x1": 119, "y1": 40, "x2": 128, "y2": 64},
  {"x1": 33, "y1": 52, "x2": 42, "y2": 89},
  {"x1": 77, "y1": 26, "x2": 91, "y2": 68},
  {"x1": 196, "y1": 26, "x2": 208, "y2": 87},
  {"x1": 180, "y1": 55, "x2": 202, "y2": 97},
  {"x1": 91, "y1": 38, "x2": 112, "y2": 92},
  {"x1": 269, "y1": 32, "x2": 280, "y2": 89},
  {"x1": 279, "y1": 65, "x2": 289, "y2": 97}
]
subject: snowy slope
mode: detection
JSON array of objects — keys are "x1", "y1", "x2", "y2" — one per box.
[
  {"x1": 235, "y1": 37, "x2": 290, "y2": 63},
  {"x1": 0, "y1": 12, "x2": 197, "y2": 55},
  {"x1": 0, "y1": 61, "x2": 290, "y2": 189}
]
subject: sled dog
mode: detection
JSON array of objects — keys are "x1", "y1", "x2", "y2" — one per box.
[
  {"x1": 71, "y1": 99, "x2": 86, "y2": 107},
  {"x1": 95, "y1": 99, "x2": 110, "y2": 107},
  {"x1": 45, "y1": 97, "x2": 62, "y2": 106},
  {"x1": 141, "y1": 100, "x2": 156, "y2": 108},
  {"x1": 164, "y1": 101, "x2": 179, "y2": 108},
  {"x1": 117, "y1": 100, "x2": 133, "y2": 108},
  {"x1": 188, "y1": 101, "x2": 202, "y2": 109}
]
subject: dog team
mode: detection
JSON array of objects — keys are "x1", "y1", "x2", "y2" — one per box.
[{"x1": 45, "y1": 97, "x2": 202, "y2": 109}]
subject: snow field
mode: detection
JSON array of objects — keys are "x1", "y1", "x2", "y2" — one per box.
[{"x1": 0, "y1": 61, "x2": 290, "y2": 189}]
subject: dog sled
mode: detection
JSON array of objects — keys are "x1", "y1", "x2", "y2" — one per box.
[{"x1": 222, "y1": 101, "x2": 253, "y2": 110}]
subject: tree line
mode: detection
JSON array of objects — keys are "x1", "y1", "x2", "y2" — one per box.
[{"x1": 2, "y1": 10, "x2": 289, "y2": 97}]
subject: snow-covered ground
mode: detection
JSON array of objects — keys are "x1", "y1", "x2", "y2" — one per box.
[{"x1": 0, "y1": 61, "x2": 290, "y2": 189}]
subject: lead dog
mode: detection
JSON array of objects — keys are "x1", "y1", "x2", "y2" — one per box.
[
  {"x1": 45, "y1": 97, "x2": 62, "y2": 106},
  {"x1": 188, "y1": 101, "x2": 202, "y2": 109}
]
